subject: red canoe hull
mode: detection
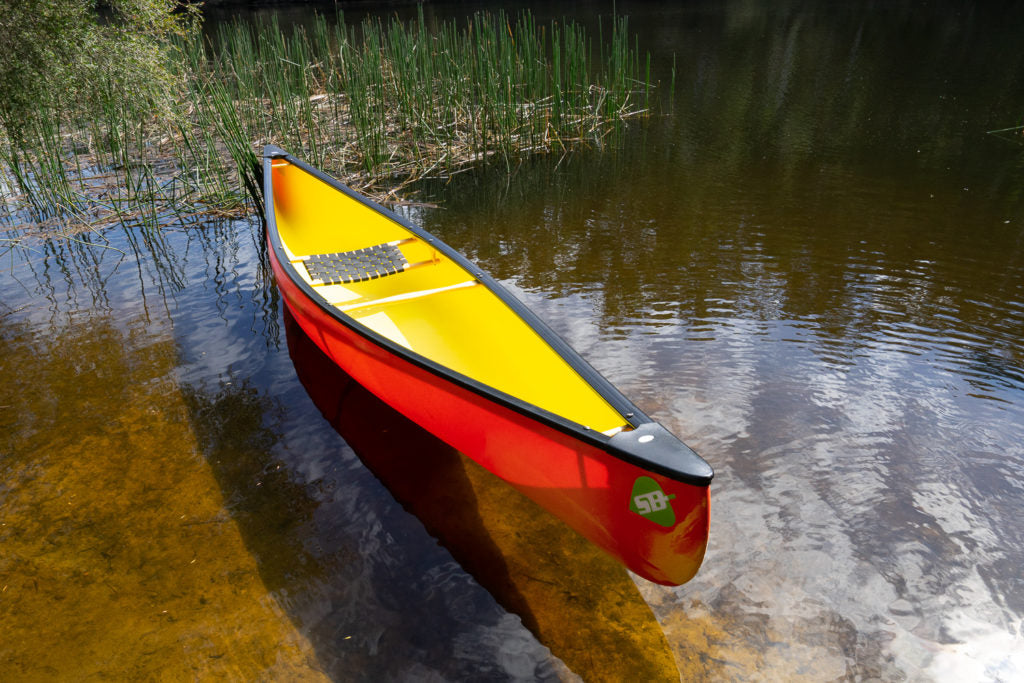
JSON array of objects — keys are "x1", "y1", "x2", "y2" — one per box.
[{"x1": 269, "y1": 237, "x2": 709, "y2": 585}]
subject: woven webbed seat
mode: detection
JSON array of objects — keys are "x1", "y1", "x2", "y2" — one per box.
[{"x1": 304, "y1": 242, "x2": 409, "y2": 285}]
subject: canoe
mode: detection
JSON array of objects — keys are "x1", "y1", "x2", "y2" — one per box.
[{"x1": 262, "y1": 145, "x2": 713, "y2": 586}]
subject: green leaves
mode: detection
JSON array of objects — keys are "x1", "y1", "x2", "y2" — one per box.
[{"x1": 0, "y1": 0, "x2": 196, "y2": 140}]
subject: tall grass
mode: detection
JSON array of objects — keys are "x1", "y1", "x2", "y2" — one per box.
[{"x1": 0, "y1": 8, "x2": 658, "y2": 233}]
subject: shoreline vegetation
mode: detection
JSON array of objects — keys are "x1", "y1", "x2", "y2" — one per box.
[{"x1": 0, "y1": 8, "x2": 660, "y2": 240}]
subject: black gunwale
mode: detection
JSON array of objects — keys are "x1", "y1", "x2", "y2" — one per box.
[{"x1": 262, "y1": 145, "x2": 712, "y2": 486}]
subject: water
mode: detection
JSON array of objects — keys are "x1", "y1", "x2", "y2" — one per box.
[{"x1": 4, "y1": 0, "x2": 1024, "y2": 680}]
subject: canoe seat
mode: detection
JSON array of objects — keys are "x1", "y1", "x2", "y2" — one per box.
[{"x1": 303, "y1": 242, "x2": 409, "y2": 285}]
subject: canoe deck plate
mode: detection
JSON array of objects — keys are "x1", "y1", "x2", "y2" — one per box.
[{"x1": 304, "y1": 243, "x2": 409, "y2": 284}]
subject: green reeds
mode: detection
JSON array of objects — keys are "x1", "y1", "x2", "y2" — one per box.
[{"x1": 0, "y1": 8, "x2": 657, "y2": 231}]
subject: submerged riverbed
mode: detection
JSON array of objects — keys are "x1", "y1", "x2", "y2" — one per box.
[{"x1": 3, "y1": 0, "x2": 1024, "y2": 680}]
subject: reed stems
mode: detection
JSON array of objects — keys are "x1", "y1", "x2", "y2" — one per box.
[{"x1": 0, "y1": 8, "x2": 658, "y2": 232}]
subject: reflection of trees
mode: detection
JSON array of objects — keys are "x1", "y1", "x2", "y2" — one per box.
[{"x1": 413, "y1": 0, "x2": 1024, "y2": 389}]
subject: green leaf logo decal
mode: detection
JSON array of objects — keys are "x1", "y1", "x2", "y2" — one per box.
[{"x1": 629, "y1": 476, "x2": 676, "y2": 527}]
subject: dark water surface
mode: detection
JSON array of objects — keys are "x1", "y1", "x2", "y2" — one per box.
[{"x1": 4, "y1": 1, "x2": 1024, "y2": 680}]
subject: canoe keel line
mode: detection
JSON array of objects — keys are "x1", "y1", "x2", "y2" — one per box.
[{"x1": 262, "y1": 145, "x2": 713, "y2": 585}]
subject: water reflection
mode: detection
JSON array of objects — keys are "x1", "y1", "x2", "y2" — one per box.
[
  {"x1": 416, "y1": 151, "x2": 1024, "y2": 403},
  {"x1": 0, "y1": 215, "x2": 279, "y2": 343}
]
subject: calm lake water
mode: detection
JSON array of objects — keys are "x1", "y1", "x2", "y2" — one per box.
[{"x1": 4, "y1": 1, "x2": 1024, "y2": 680}]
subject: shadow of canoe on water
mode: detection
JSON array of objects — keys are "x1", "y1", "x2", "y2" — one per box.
[{"x1": 283, "y1": 310, "x2": 682, "y2": 681}]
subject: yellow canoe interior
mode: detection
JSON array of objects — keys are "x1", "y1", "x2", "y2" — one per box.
[{"x1": 270, "y1": 158, "x2": 630, "y2": 436}]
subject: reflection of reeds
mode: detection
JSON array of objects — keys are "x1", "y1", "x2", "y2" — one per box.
[{"x1": 0, "y1": 9, "x2": 655, "y2": 233}]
